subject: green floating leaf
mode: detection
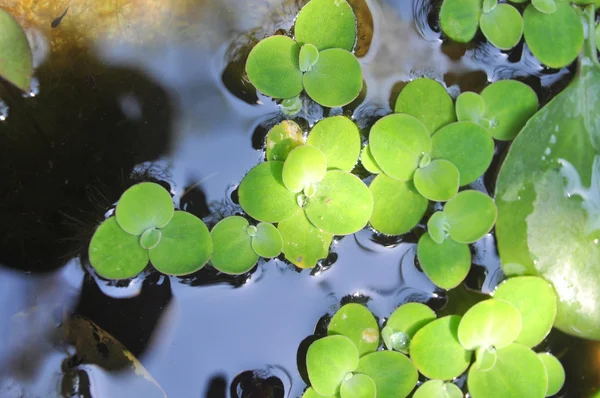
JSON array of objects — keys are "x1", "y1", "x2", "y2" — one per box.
[
  {"x1": 414, "y1": 159, "x2": 460, "y2": 202},
  {"x1": 340, "y1": 374, "x2": 376, "y2": 398},
  {"x1": 283, "y1": 145, "x2": 328, "y2": 193},
  {"x1": 410, "y1": 315, "x2": 472, "y2": 380},
  {"x1": 444, "y1": 191, "x2": 497, "y2": 244},
  {"x1": 383, "y1": 303, "x2": 436, "y2": 354},
  {"x1": 239, "y1": 161, "x2": 300, "y2": 223},
  {"x1": 413, "y1": 380, "x2": 463, "y2": 398},
  {"x1": 266, "y1": 120, "x2": 305, "y2": 161},
  {"x1": 356, "y1": 351, "x2": 418, "y2": 398},
  {"x1": 307, "y1": 335, "x2": 359, "y2": 397},
  {"x1": 532, "y1": 0, "x2": 557, "y2": 14},
  {"x1": 483, "y1": 0, "x2": 498, "y2": 13},
  {"x1": 431, "y1": 122, "x2": 494, "y2": 186},
  {"x1": 475, "y1": 346, "x2": 497, "y2": 372},
  {"x1": 116, "y1": 182, "x2": 174, "y2": 236},
  {"x1": 458, "y1": 299, "x2": 522, "y2": 350},
  {"x1": 245, "y1": 36, "x2": 303, "y2": 99},
  {"x1": 209, "y1": 216, "x2": 258, "y2": 274},
  {"x1": 307, "y1": 116, "x2": 362, "y2": 172},
  {"x1": 300, "y1": 44, "x2": 320, "y2": 72},
  {"x1": 360, "y1": 145, "x2": 382, "y2": 174},
  {"x1": 523, "y1": 2, "x2": 583, "y2": 68},
  {"x1": 328, "y1": 304, "x2": 379, "y2": 356},
  {"x1": 294, "y1": 0, "x2": 357, "y2": 52},
  {"x1": 89, "y1": 217, "x2": 148, "y2": 280},
  {"x1": 302, "y1": 387, "x2": 335, "y2": 398},
  {"x1": 252, "y1": 222, "x2": 283, "y2": 258},
  {"x1": 417, "y1": 233, "x2": 471, "y2": 290},
  {"x1": 149, "y1": 211, "x2": 212, "y2": 275},
  {"x1": 0, "y1": 9, "x2": 33, "y2": 92},
  {"x1": 468, "y1": 344, "x2": 547, "y2": 398},
  {"x1": 370, "y1": 114, "x2": 431, "y2": 181},
  {"x1": 480, "y1": 80, "x2": 538, "y2": 141},
  {"x1": 440, "y1": 0, "x2": 482, "y2": 43},
  {"x1": 304, "y1": 49, "x2": 363, "y2": 108},
  {"x1": 278, "y1": 210, "x2": 333, "y2": 268},
  {"x1": 492, "y1": 276, "x2": 557, "y2": 348},
  {"x1": 140, "y1": 228, "x2": 161, "y2": 250},
  {"x1": 480, "y1": 4, "x2": 523, "y2": 50},
  {"x1": 305, "y1": 170, "x2": 373, "y2": 235},
  {"x1": 427, "y1": 211, "x2": 448, "y2": 244},
  {"x1": 538, "y1": 353, "x2": 565, "y2": 397},
  {"x1": 456, "y1": 92, "x2": 486, "y2": 123},
  {"x1": 369, "y1": 174, "x2": 428, "y2": 235},
  {"x1": 394, "y1": 78, "x2": 456, "y2": 134}
]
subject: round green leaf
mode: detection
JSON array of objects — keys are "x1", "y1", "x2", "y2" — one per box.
[
  {"x1": 115, "y1": 182, "x2": 174, "y2": 236},
  {"x1": 328, "y1": 303, "x2": 379, "y2": 356},
  {"x1": 369, "y1": 174, "x2": 428, "y2": 235},
  {"x1": 140, "y1": 228, "x2": 161, "y2": 250},
  {"x1": 340, "y1": 374, "x2": 376, "y2": 398},
  {"x1": 523, "y1": 3, "x2": 583, "y2": 69},
  {"x1": 251, "y1": 222, "x2": 283, "y2": 258},
  {"x1": 209, "y1": 216, "x2": 259, "y2": 274},
  {"x1": 245, "y1": 36, "x2": 303, "y2": 99},
  {"x1": 266, "y1": 120, "x2": 305, "y2": 161},
  {"x1": 0, "y1": 9, "x2": 33, "y2": 92},
  {"x1": 414, "y1": 159, "x2": 460, "y2": 202},
  {"x1": 305, "y1": 170, "x2": 373, "y2": 235},
  {"x1": 360, "y1": 145, "x2": 382, "y2": 174},
  {"x1": 458, "y1": 299, "x2": 522, "y2": 350},
  {"x1": 356, "y1": 351, "x2": 418, "y2": 398},
  {"x1": 417, "y1": 232, "x2": 471, "y2": 290},
  {"x1": 278, "y1": 210, "x2": 333, "y2": 268},
  {"x1": 300, "y1": 44, "x2": 320, "y2": 73},
  {"x1": 410, "y1": 315, "x2": 472, "y2": 380},
  {"x1": 483, "y1": 0, "x2": 498, "y2": 13},
  {"x1": 369, "y1": 114, "x2": 431, "y2": 181},
  {"x1": 440, "y1": 0, "x2": 482, "y2": 43},
  {"x1": 383, "y1": 303, "x2": 436, "y2": 353},
  {"x1": 239, "y1": 161, "x2": 300, "y2": 223},
  {"x1": 149, "y1": 211, "x2": 212, "y2": 275},
  {"x1": 532, "y1": 0, "x2": 557, "y2": 14},
  {"x1": 89, "y1": 217, "x2": 149, "y2": 280},
  {"x1": 475, "y1": 346, "x2": 498, "y2": 372},
  {"x1": 294, "y1": 0, "x2": 357, "y2": 52},
  {"x1": 444, "y1": 191, "x2": 497, "y2": 244},
  {"x1": 480, "y1": 80, "x2": 538, "y2": 141},
  {"x1": 303, "y1": 49, "x2": 363, "y2": 108},
  {"x1": 427, "y1": 211, "x2": 448, "y2": 244},
  {"x1": 283, "y1": 145, "x2": 328, "y2": 193},
  {"x1": 302, "y1": 387, "x2": 335, "y2": 398},
  {"x1": 480, "y1": 4, "x2": 523, "y2": 50},
  {"x1": 492, "y1": 276, "x2": 557, "y2": 348},
  {"x1": 468, "y1": 344, "x2": 547, "y2": 398},
  {"x1": 413, "y1": 380, "x2": 463, "y2": 398},
  {"x1": 456, "y1": 92, "x2": 486, "y2": 123},
  {"x1": 537, "y1": 353, "x2": 565, "y2": 397},
  {"x1": 307, "y1": 116, "x2": 362, "y2": 172},
  {"x1": 394, "y1": 78, "x2": 456, "y2": 134},
  {"x1": 307, "y1": 335, "x2": 360, "y2": 397},
  {"x1": 431, "y1": 122, "x2": 494, "y2": 186}
]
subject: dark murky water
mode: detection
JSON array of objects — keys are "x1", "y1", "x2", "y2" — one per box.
[{"x1": 0, "y1": 0, "x2": 598, "y2": 397}]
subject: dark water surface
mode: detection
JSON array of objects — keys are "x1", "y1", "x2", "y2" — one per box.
[{"x1": 0, "y1": 0, "x2": 598, "y2": 397}]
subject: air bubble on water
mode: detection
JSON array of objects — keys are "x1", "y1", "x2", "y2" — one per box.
[
  {"x1": 0, "y1": 100, "x2": 8, "y2": 121},
  {"x1": 23, "y1": 77, "x2": 40, "y2": 98}
]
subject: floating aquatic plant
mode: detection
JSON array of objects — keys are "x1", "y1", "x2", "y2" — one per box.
[{"x1": 0, "y1": 8, "x2": 33, "y2": 92}]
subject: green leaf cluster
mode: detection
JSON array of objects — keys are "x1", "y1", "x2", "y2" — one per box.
[
  {"x1": 440, "y1": 0, "x2": 585, "y2": 68},
  {"x1": 245, "y1": 0, "x2": 362, "y2": 108}
]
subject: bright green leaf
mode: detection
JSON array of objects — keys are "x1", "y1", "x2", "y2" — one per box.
[
  {"x1": 383, "y1": 303, "x2": 436, "y2": 353},
  {"x1": 0, "y1": 9, "x2": 33, "y2": 92},
  {"x1": 340, "y1": 374, "x2": 376, "y2": 398},
  {"x1": 475, "y1": 346, "x2": 497, "y2": 372},
  {"x1": 116, "y1": 182, "x2": 174, "y2": 236},
  {"x1": 89, "y1": 217, "x2": 149, "y2": 280},
  {"x1": 294, "y1": 0, "x2": 357, "y2": 52},
  {"x1": 140, "y1": 228, "x2": 161, "y2": 250},
  {"x1": 266, "y1": 120, "x2": 305, "y2": 161},
  {"x1": 532, "y1": 0, "x2": 557, "y2": 14},
  {"x1": 283, "y1": 145, "x2": 328, "y2": 193},
  {"x1": 483, "y1": 0, "x2": 498, "y2": 13},
  {"x1": 278, "y1": 210, "x2": 333, "y2": 268},
  {"x1": 245, "y1": 36, "x2": 303, "y2": 99},
  {"x1": 328, "y1": 303, "x2": 379, "y2": 356},
  {"x1": 209, "y1": 216, "x2": 259, "y2": 274},
  {"x1": 414, "y1": 159, "x2": 460, "y2": 202},
  {"x1": 538, "y1": 353, "x2": 565, "y2": 397},
  {"x1": 307, "y1": 116, "x2": 362, "y2": 172},
  {"x1": 303, "y1": 49, "x2": 363, "y2": 108},
  {"x1": 300, "y1": 44, "x2": 320, "y2": 72},
  {"x1": 252, "y1": 222, "x2": 283, "y2": 258},
  {"x1": 149, "y1": 211, "x2": 212, "y2": 276},
  {"x1": 394, "y1": 78, "x2": 456, "y2": 134},
  {"x1": 369, "y1": 174, "x2": 428, "y2": 235},
  {"x1": 427, "y1": 211, "x2": 448, "y2": 244},
  {"x1": 440, "y1": 0, "x2": 482, "y2": 43},
  {"x1": 458, "y1": 299, "x2": 522, "y2": 350},
  {"x1": 444, "y1": 190, "x2": 497, "y2": 244},
  {"x1": 480, "y1": 4, "x2": 523, "y2": 50},
  {"x1": 360, "y1": 145, "x2": 382, "y2": 174},
  {"x1": 302, "y1": 387, "x2": 335, "y2": 398},
  {"x1": 413, "y1": 380, "x2": 463, "y2": 398},
  {"x1": 307, "y1": 335, "x2": 359, "y2": 397},
  {"x1": 355, "y1": 351, "x2": 418, "y2": 398},
  {"x1": 456, "y1": 92, "x2": 486, "y2": 123},
  {"x1": 417, "y1": 232, "x2": 471, "y2": 290}
]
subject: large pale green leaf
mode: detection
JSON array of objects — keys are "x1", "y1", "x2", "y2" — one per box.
[
  {"x1": 307, "y1": 116, "x2": 362, "y2": 172},
  {"x1": 439, "y1": 0, "x2": 482, "y2": 43},
  {"x1": 294, "y1": 0, "x2": 357, "y2": 52},
  {"x1": 417, "y1": 233, "x2": 471, "y2": 290},
  {"x1": 495, "y1": 7, "x2": 600, "y2": 340},
  {"x1": 283, "y1": 145, "x2": 328, "y2": 193},
  {"x1": 444, "y1": 191, "x2": 497, "y2": 244},
  {"x1": 116, "y1": 182, "x2": 174, "y2": 236},
  {"x1": 328, "y1": 303, "x2": 379, "y2": 356},
  {"x1": 457, "y1": 299, "x2": 522, "y2": 350},
  {"x1": 245, "y1": 36, "x2": 303, "y2": 99},
  {"x1": 278, "y1": 210, "x2": 333, "y2": 268},
  {"x1": 209, "y1": 216, "x2": 258, "y2": 275},
  {"x1": 0, "y1": 9, "x2": 33, "y2": 92},
  {"x1": 355, "y1": 351, "x2": 418, "y2": 398},
  {"x1": 307, "y1": 335, "x2": 359, "y2": 397},
  {"x1": 479, "y1": 4, "x2": 523, "y2": 50}
]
